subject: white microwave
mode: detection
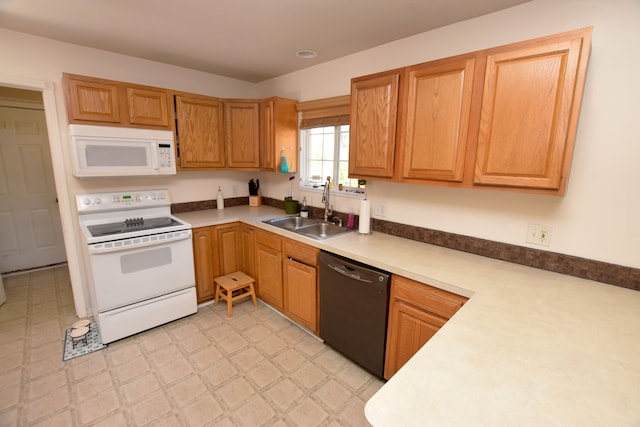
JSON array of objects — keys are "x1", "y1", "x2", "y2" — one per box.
[{"x1": 69, "y1": 124, "x2": 176, "y2": 177}]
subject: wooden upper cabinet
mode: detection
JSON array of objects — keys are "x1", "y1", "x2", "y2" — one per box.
[
  {"x1": 349, "y1": 70, "x2": 401, "y2": 180},
  {"x1": 400, "y1": 55, "x2": 476, "y2": 183},
  {"x1": 348, "y1": 27, "x2": 591, "y2": 195},
  {"x1": 225, "y1": 100, "x2": 261, "y2": 169},
  {"x1": 474, "y1": 29, "x2": 591, "y2": 194},
  {"x1": 261, "y1": 97, "x2": 298, "y2": 173},
  {"x1": 175, "y1": 94, "x2": 226, "y2": 169},
  {"x1": 66, "y1": 77, "x2": 120, "y2": 123},
  {"x1": 127, "y1": 87, "x2": 170, "y2": 127},
  {"x1": 63, "y1": 73, "x2": 172, "y2": 129}
]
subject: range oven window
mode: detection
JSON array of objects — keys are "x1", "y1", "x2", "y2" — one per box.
[{"x1": 120, "y1": 247, "x2": 172, "y2": 274}]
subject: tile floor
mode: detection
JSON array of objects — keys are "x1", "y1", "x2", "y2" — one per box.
[{"x1": 0, "y1": 266, "x2": 383, "y2": 426}]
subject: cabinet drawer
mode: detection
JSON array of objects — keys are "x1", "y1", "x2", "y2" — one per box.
[
  {"x1": 283, "y1": 240, "x2": 319, "y2": 267},
  {"x1": 392, "y1": 276, "x2": 467, "y2": 319},
  {"x1": 255, "y1": 229, "x2": 281, "y2": 251}
]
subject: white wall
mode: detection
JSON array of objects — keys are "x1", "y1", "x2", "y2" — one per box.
[{"x1": 258, "y1": 0, "x2": 640, "y2": 269}]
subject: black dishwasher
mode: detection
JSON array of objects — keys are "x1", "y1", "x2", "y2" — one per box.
[{"x1": 319, "y1": 250, "x2": 391, "y2": 379}]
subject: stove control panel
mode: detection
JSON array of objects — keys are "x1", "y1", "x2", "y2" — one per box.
[{"x1": 76, "y1": 189, "x2": 170, "y2": 213}]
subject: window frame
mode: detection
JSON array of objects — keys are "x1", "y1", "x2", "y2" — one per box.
[
  {"x1": 299, "y1": 124, "x2": 362, "y2": 192},
  {"x1": 296, "y1": 95, "x2": 365, "y2": 197}
]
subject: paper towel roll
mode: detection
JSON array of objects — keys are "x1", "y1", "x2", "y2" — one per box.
[{"x1": 358, "y1": 198, "x2": 371, "y2": 235}]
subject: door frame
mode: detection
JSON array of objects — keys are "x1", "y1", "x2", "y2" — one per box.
[{"x1": 0, "y1": 73, "x2": 87, "y2": 317}]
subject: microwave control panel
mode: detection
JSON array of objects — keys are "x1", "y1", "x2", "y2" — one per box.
[{"x1": 157, "y1": 143, "x2": 174, "y2": 170}]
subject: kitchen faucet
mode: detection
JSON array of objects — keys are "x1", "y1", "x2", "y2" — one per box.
[{"x1": 322, "y1": 177, "x2": 332, "y2": 221}]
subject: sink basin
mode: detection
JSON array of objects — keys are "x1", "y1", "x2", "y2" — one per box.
[
  {"x1": 263, "y1": 216, "x2": 322, "y2": 230},
  {"x1": 295, "y1": 222, "x2": 351, "y2": 240},
  {"x1": 263, "y1": 216, "x2": 351, "y2": 239}
]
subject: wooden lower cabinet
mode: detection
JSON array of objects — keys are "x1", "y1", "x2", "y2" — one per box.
[
  {"x1": 193, "y1": 224, "x2": 320, "y2": 332},
  {"x1": 384, "y1": 275, "x2": 468, "y2": 379},
  {"x1": 192, "y1": 227, "x2": 217, "y2": 304},
  {"x1": 216, "y1": 223, "x2": 243, "y2": 276},
  {"x1": 283, "y1": 240, "x2": 319, "y2": 333},
  {"x1": 241, "y1": 226, "x2": 255, "y2": 279},
  {"x1": 254, "y1": 229, "x2": 319, "y2": 332},
  {"x1": 192, "y1": 223, "x2": 254, "y2": 303},
  {"x1": 254, "y1": 230, "x2": 284, "y2": 310}
]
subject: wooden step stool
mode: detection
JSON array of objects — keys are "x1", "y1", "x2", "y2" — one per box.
[{"x1": 214, "y1": 271, "x2": 257, "y2": 317}]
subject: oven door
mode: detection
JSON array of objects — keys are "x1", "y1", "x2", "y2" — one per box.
[{"x1": 87, "y1": 229, "x2": 194, "y2": 312}]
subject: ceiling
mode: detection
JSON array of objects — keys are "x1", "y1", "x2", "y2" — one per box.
[{"x1": 0, "y1": 0, "x2": 532, "y2": 83}]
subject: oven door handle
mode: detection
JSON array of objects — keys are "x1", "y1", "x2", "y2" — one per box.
[{"x1": 88, "y1": 230, "x2": 192, "y2": 254}]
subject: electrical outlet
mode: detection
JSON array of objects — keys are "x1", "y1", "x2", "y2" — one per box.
[
  {"x1": 526, "y1": 224, "x2": 552, "y2": 247},
  {"x1": 374, "y1": 202, "x2": 386, "y2": 217},
  {"x1": 232, "y1": 185, "x2": 239, "y2": 196}
]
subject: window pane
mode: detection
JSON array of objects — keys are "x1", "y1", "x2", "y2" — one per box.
[
  {"x1": 308, "y1": 161, "x2": 324, "y2": 179},
  {"x1": 323, "y1": 133, "x2": 335, "y2": 160},
  {"x1": 337, "y1": 161, "x2": 350, "y2": 186},
  {"x1": 304, "y1": 124, "x2": 356, "y2": 189},
  {"x1": 309, "y1": 134, "x2": 324, "y2": 159},
  {"x1": 322, "y1": 163, "x2": 333, "y2": 183},
  {"x1": 339, "y1": 131, "x2": 349, "y2": 161}
]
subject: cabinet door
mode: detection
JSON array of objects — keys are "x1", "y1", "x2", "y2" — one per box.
[
  {"x1": 67, "y1": 78, "x2": 120, "y2": 123},
  {"x1": 192, "y1": 227, "x2": 217, "y2": 303},
  {"x1": 283, "y1": 257, "x2": 317, "y2": 333},
  {"x1": 474, "y1": 32, "x2": 590, "y2": 192},
  {"x1": 254, "y1": 232, "x2": 283, "y2": 310},
  {"x1": 401, "y1": 56, "x2": 476, "y2": 183},
  {"x1": 349, "y1": 70, "x2": 401, "y2": 179},
  {"x1": 384, "y1": 299, "x2": 446, "y2": 379},
  {"x1": 175, "y1": 95, "x2": 226, "y2": 168},
  {"x1": 225, "y1": 100, "x2": 260, "y2": 169},
  {"x1": 261, "y1": 97, "x2": 298, "y2": 173},
  {"x1": 127, "y1": 87, "x2": 171, "y2": 127},
  {"x1": 241, "y1": 226, "x2": 255, "y2": 279},
  {"x1": 384, "y1": 275, "x2": 468, "y2": 379},
  {"x1": 216, "y1": 224, "x2": 242, "y2": 276}
]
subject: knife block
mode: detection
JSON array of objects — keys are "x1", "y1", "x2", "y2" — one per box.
[{"x1": 249, "y1": 195, "x2": 262, "y2": 206}]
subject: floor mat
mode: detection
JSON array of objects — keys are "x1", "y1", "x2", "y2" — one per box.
[{"x1": 62, "y1": 322, "x2": 107, "y2": 361}]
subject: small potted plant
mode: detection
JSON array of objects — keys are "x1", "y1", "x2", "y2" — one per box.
[{"x1": 283, "y1": 176, "x2": 298, "y2": 214}]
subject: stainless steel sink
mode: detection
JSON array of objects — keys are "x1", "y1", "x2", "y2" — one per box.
[
  {"x1": 263, "y1": 216, "x2": 351, "y2": 239},
  {"x1": 263, "y1": 216, "x2": 323, "y2": 230},
  {"x1": 294, "y1": 222, "x2": 351, "y2": 240}
]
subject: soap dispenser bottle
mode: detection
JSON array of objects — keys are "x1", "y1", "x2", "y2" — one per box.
[
  {"x1": 279, "y1": 147, "x2": 289, "y2": 173},
  {"x1": 300, "y1": 196, "x2": 309, "y2": 218},
  {"x1": 217, "y1": 186, "x2": 224, "y2": 210}
]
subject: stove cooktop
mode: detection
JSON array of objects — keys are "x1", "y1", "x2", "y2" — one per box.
[{"x1": 86, "y1": 217, "x2": 182, "y2": 238}]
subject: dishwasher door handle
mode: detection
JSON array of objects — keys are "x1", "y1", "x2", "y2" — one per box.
[{"x1": 326, "y1": 262, "x2": 373, "y2": 283}]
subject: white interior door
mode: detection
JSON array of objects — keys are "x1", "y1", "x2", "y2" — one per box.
[{"x1": 0, "y1": 106, "x2": 66, "y2": 273}]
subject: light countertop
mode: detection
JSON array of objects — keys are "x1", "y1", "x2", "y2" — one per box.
[{"x1": 177, "y1": 206, "x2": 640, "y2": 426}]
